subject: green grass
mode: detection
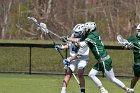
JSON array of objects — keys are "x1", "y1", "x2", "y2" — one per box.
[
  {"x1": 0, "y1": 40, "x2": 137, "y2": 93},
  {"x1": 0, "y1": 74, "x2": 139, "y2": 93}
]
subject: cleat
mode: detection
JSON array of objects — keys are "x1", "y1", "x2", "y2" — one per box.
[
  {"x1": 61, "y1": 90, "x2": 66, "y2": 93},
  {"x1": 127, "y1": 88, "x2": 134, "y2": 93},
  {"x1": 100, "y1": 87, "x2": 108, "y2": 93}
]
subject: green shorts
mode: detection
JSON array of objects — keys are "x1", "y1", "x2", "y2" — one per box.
[
  {"x1": 93, "y1": 58, "x2": 112, "y2": 72},
  {"x1": 133, "y1": 65, "x2": 140, "y2": 77}
]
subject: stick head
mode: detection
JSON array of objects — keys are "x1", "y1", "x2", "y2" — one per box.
[
  {"x1": 27, "y1": 17, "x2": 37, "y2": 23},
  {"x1": 117, "y1": 35, "x2": 128, "y2": 45},
  {"x1": 39, "y1": 23, "x2": 49, "y2": 33}
]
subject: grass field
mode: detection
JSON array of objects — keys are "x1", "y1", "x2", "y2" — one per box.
[
  {"x1": 0, "y1": 40, "x2": 138, "y2": 93},
  {"x1": 0, "y1": 74, "x2": 139, "y2": 93}
]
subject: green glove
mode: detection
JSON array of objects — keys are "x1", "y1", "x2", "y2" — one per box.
[{"x1": 61, "y1": 36, "x2": 69, "y2": 42}]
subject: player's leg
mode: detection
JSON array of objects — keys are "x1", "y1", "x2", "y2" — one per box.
[
  {"x1": 61, "y1": 69, "x2": 72, "y2": 93},
  {"x1": 129, "y1": 64, "x2": 140, "y2": 92},
  {"x1": 61, "y1": 63, "x2": 76, "y2": 93},
  {"x1": 78, "y1": 69, "x2": 85, "y2": 93},
  {"x1": 77, "y1": 60, "x2": 88, "y2": 93},
  {"x1": 130, "y1": 76, "x2": 139, "y2": 88},
  {"x1": 88, "y1": 68, "x2": 108, "y2": 93},
  {"x1": 105, "y1": 68, "x2": 134, "y2": 92}
]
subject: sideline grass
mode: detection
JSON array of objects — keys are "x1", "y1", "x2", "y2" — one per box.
[
  {"x1": 0, "y1": 74, "x2": 139, "y2": 93},
  {"x1": 0, "y1": 40, "x2": 134, "y2": 76}
]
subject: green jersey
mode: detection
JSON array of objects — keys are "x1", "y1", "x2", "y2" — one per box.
[
  {"x1": 83, "y1": 30, "x2": 112, "y2": 71},
  {"x1": 84, "y1": 31, "x2": 108, "y2": 60},
  {"x1": 127, "y1": 34, "x2": 140, "y2": 64}
]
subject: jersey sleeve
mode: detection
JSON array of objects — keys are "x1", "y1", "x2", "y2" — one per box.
[
  {"x1": 127, "y1": 34, "x2": 136, "y2": 42},
  {"x1": 85, "y1": 34, "x2": 96, "y2": 46}
]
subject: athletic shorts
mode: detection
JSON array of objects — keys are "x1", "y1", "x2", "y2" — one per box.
[
  {"x1": 69, "y1": 59, "x2": 88, "y2": 72},
  {"x1": 133, "y1": 64, "x2": 140, "y2": 77},
  {"x1": 93, "y1": 58, "x2": 112, "y2": 71}
]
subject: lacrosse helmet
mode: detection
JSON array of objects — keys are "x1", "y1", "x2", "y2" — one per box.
[
  {"x1": 72, "y1": 24, "x2": 85, "y2": 37},
  {"x1": 136, "y1": 23, "x2": 140, "y2": 37},
  {"x1": 136, "y1": 24, "x2": 140, "y2": 30},
  {"x1": 85, "y1": 22, "x2": 96, "y2": 33}
]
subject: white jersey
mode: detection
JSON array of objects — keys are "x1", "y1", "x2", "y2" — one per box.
[{"x1": 67, "y1": 34, "x2": 89, "y2": 60}]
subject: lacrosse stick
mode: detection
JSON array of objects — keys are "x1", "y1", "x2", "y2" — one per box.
[
  {"x1": 72, "y1": 73, "x2": 80, "y2": 84},
  {"x1": 117, "y1": 34, "x2": 140, "y2": 50},
  {"x1": 117, "y1": 35, "x2": 129, "y2": 45},
  {"x1": 27, "y1": 17, "x2": 66, "y2": 59},
  {"x1": 28, "y1": 17, "x2": 80, "y2": 84},
  {"x1": 27, "y1": 17, "x2": 64, "y2": 40}
]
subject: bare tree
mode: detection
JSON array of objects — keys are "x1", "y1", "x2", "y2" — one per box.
[
  {"x1": 0, "y1": 0, "x2": 12, "y2": 39},
  {"x1": 0, "y1": 0, "x2": 140, "y2": 40}
]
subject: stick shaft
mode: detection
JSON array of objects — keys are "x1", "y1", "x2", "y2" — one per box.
[{"x1": 72, "y1": 73, "x2": 80, "y2": 84}]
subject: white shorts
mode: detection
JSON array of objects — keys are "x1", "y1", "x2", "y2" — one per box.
[{"x1": 69, "y1": 59, "x2": 88, "y2": 72}]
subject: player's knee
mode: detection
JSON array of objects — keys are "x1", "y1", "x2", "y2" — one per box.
[
  {"x1": 88, "y1": 69, "x2": 97, "y2": 78},
  {"x1": 66, "y1": 74, "x2": 72, "y2": 78},
  {"x1": 78, "y1": 74, "x2": 84, "y2": 79},
  {"x1": 88, "y1": 72, "x2": 95, "y2": 78},
  {"x1": 66, "y1": 70, "x2": 73, "y2": 76},
  {"x1": 109, "y1": 77, "x2": 116, "y2": 83}
]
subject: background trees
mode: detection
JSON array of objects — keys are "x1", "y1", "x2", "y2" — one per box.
[{"x1": 0, "y1": 0, "x2": 140, "y2": 41}]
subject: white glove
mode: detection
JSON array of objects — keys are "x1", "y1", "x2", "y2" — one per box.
[
  {"x1": 54, "y1": 44, "x2": 63, "y2": 50},
  {"x1": 125, "y1": 42, "x2": 134, "y2": 49},
  {"x1": 63, "y1": 58, "x2": 70, "y2": 65},
  {"x1": 64, "y1": 65, "x2": 69, "y2": 70},
  {"x1": 63, "y1": 57, "x2": 71, "y2": 65}
]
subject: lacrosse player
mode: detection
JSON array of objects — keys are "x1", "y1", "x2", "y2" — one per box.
[
  {"x1": 124, "y1": 23, "x2": 140, "y2": 93},
  {"x1": 55, "y1": 24, "x2": 89, "y2": 93},
  {"x1": 64, "y1": 22, "x2": 134, "y2": 93}
]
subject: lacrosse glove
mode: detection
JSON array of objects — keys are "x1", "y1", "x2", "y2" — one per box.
[
  {"x1": 63, "y1": 58, "x2": 70, "y2": 65},
  {"x1": 60, "y1": 36, "x2": 69, "y2": 42},
  {"x1": 54, "y1": 44, "x2": 63, "y2": 50},
  {"x1": 64, "y1": 65, "x2": 69, "y2": 70},
  {"x1": 125, "y1": 42, "x2": 134, "y2": 49}
]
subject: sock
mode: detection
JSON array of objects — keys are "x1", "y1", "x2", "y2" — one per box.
[
  {"x1": 81, "y1": 88, "x2": 85, "y2": 93},
  {"x1": 61, "y1": 87, "x2": 66, "y2": 91},
  {"x1": 100, "y1": 87, "x2": 105, "y2": 90}
]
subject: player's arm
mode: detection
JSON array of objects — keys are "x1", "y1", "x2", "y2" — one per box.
[
  {"x1": 124, "y1": 37, "x2": 134, "y2": 49},
  {"x1": 54, "y1": 44, "x2": 68, "y2": 50},
  {"x1": 67, "y1": 38, "x2": 81, "y2": 42},
  {"x1": 63, "y1": 54, "x2": 78, "y2": 64}
]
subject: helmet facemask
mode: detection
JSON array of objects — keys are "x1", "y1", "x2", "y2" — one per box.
[
  {"x1": 85, "y1": 22, "x2": 96, "y2": 34},
  {"x1": 73, "y1": 24, "x2": 86, "y2": 38},
  {"x1": 136, "y1": 24, "x2": 140, "y2": 37},
  {"x1": 137, "y1": 30, "x2": 140, "y2": 37}
]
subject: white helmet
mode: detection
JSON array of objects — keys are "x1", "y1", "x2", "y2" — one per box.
[
  {"x1": 73, "y1": 24, "x2": 85, "y2": 32},
  {"x1": 85, "y1": 22, "x2": 96, "y2": 32},
  {"x1": 136, "y1": 24, "x2": 140, "y2": 30},
  {"x1": 72, "y1": 24, "x2": 85, "y2": 37}
]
